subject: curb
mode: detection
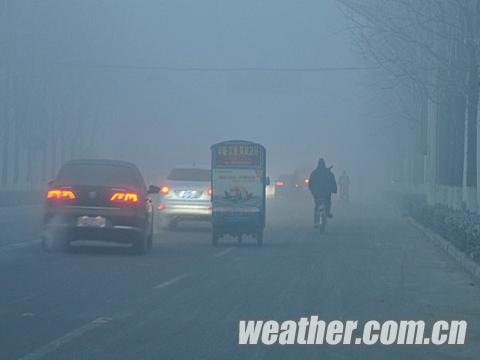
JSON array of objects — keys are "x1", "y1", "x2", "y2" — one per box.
[{"x1": 407, "y1": 217, "x2": 480, "y2": 281}]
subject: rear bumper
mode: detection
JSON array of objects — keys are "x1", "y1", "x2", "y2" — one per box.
[
  {"x1": 43, "y1": 205, "x2": 147, "y2": 243},
  {"x1": 157, "y1": 201, "x2": 211, "y2": 219},
  {"x1": 43, "y1": 224, "x2": 144, "y2": 243}
]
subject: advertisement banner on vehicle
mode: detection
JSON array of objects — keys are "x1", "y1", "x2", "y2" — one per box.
[
  {"x1": 212, "y1": 168, "x2": 263, "y2": 219},
  {"x1": 212, "y1": 142, "x2": 263, "y2": 168}
]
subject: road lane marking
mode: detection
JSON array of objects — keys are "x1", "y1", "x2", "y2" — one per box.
[
  {"x1": 154, "y1": 273, "x2": 192, "y2": 289},
  {"x1": 213, "y1": 248, "x2": 234, "y2": 258},
  {"x1": 18, "y1": 317, "x2": 112, "y2": 360}
]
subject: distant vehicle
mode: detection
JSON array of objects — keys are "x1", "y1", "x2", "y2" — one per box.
[
  {"x1": 293, "y1": 165, "x2": 312, "y2": 190},
  {"x1": 42, "y1": 159, "x2": 159, "y2": 254},
  {"x1": 274, "y1": 174, "x2": 293, "y2": 198},
  {"x1": 156, "y1": 166, "x2": 212, "y2": 229},
  {"x1": 275, "y1": 171, "x2": 310, "y2": 199}
]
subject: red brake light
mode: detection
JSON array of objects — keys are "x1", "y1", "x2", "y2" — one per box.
[
  {"x1": 160, "y1": 186, "x2": 169, "y2": 194},
  {"x1": 275, "y1": 181, "x2": 284, "y2": 187},
  {"x1": 110, "y1": 192, "x2": 139, "y2": 203},
  {"x1": 47, "y1": 189, "x2": 76, "y2": 200}
]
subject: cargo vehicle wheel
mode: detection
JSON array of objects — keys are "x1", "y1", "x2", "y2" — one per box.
[{"x1": 257, "y1": 229, "x2": 263, "y2": 247}]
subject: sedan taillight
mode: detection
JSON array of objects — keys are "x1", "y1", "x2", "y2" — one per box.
[
  {"x1": 110, "y1": 192, "x2": 139, "y2": 203},
  {"x1": 47, "y1": 189, "x2": 76, "y2": 200}
]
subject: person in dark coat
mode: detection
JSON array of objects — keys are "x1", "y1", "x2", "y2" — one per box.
[{"x1": 308, "y1": 158, "x2": 337, "y2": 225}]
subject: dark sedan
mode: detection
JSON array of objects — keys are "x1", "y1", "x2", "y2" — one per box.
[{"x1": 42, "y1": 159, "x2": 159, "y2": 254}]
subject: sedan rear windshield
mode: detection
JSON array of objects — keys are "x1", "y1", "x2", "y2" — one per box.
[
  {"x1": 57, "y1": 164, "x2": 138, "y2": 187},
  {"x1": 167, "y1": 168, "x2": 211, "y2": 182}
]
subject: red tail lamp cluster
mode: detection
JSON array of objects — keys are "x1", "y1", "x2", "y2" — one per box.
[
  {"x1": 110, "y1": 192, "x2": 139, "y2": 203},
  {"x1": 47, "y1": 189, "x2": 76, "y2": 200}
]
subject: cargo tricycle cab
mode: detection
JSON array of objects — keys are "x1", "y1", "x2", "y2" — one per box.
[{"x1": 210, "y1": 140, "x2": 267, "y2": 247}]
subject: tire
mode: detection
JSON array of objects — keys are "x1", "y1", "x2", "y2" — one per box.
[
  {"x1": 319, "y1": 215, "x2": 326, "y2": 233},
  {"x1": 133, "y1": 232, "x2": 147, "y2": 255},
  {"x1": 257, "y1": 229, "x2": 263, "y2": 247}
]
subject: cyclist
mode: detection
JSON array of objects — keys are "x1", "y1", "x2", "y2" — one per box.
[{"x1": 308, "y1": 158, "x2": 337, "y2": 227}]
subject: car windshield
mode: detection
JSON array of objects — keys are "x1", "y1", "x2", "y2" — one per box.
[
  {"x1": 167, "y1": 168, "x2": 210, "y2": 182},
  {"x1": 57, "y1": 164, "x2": 137, "y2": 187}
]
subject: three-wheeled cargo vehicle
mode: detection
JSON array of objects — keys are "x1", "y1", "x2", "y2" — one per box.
[{"x1": 210, "y1": 140, "x2": 267, "y2": 246}]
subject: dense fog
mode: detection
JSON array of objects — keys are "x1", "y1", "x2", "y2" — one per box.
[
  {"x1": 4, "y1": 2, "x2": 480, "y2": 359},
  {"x1": 0, "y1": 0, "x2": 392, "y2": 199}
]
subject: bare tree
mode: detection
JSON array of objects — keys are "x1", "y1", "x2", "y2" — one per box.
[{"x1": 340, "y1": 0, "x2": 480, "y2": 209}]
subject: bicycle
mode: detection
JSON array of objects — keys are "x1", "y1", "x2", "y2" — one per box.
[{"x1": 314, "y1": 198, "x2": 327, "y2": 233}]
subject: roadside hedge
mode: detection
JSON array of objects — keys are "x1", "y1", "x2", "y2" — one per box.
[{"x1": 398, "y1": 193, "x2": 480, "y2": 264}]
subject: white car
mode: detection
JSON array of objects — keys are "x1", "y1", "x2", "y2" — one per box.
[{"x1": 156, "y1": 166, "x2": 211, "y2": 229}]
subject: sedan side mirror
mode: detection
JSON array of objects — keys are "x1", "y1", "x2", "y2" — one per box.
[{"x1": 148, "y1": 185, "x2": 160, "y2": 194}]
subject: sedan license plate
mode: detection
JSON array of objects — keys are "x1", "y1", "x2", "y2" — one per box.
[
  {"x1": 77, "y1": 216, "x2": 106, "y2": 228},
  {"x1": 179, "y1": 190, "x2": 196, "y2": 199}
]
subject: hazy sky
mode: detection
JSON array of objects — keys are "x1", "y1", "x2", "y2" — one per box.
[{"x1": 9, "y1": 0, "x2": 384, "y2": 185}]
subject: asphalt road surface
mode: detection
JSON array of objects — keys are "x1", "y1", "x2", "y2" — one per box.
[{"x1": 1, "y1": 199, "x2": 480, "y2": 359}]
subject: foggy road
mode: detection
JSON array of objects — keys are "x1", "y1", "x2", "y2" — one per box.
[
  {"x1": 1, "y1": 199, "x2": 479, "y2": 360},
  {"x1": 4, "y1": 1, "x2": 480, "y2": 359}
]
